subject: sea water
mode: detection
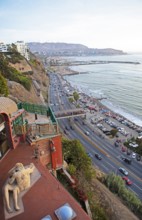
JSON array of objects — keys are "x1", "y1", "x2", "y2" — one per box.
[{"x1": 64, "y1": 54, "x2": 142, "y2": 126}]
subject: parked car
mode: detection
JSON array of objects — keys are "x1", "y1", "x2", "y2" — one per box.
[
  {"x1": 136, "y1": 155, "x2": 141, "y2": 161},
  {"x1": 129, "y1": 142, "x2": 138, "y2": 148},
  {"x1": 121, "y1": 146, "x2": 126, "y2": 152},
  {"x1": 131, "y1": 152, "x2": 136, "y2": 158},
  {"x1": 122, "y1": 176, "x2": 132, "y2": 185},
  {"x1": 82, "y1": 121, "x2": 87, "y2": 125},
  {"x1": 119, "y1": 167, "x2": 128, "y2": 176},
  {"x1": 114, "y1": 141, "x2": 119, "y2": 147},
  {"x1": 94, "y1": 153, "x2": 102, "y2": 160},
  {"x1": 85, "y1": 131, "x2": 90, "y2": 136}
]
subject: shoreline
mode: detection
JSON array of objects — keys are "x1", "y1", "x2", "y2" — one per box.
[{"x1": 53, "y1": 65, "x2": 142, "y2": 129}]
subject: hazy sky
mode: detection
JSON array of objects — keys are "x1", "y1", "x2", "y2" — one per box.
[{"x1": 1, "y1": 0, "x2": 142, "y2": 52}]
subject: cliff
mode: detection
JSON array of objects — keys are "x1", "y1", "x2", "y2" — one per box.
[{"x1": 0, "y1": 51, "x2": 49, "y2": 104}]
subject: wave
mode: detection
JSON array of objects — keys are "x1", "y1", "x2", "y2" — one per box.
[{"x1": 64, "y1": 54, "x2": 142, "y2": 126}]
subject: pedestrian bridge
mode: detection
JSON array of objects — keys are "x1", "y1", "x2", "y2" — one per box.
[
  {"x1": 17, "y1": 102, "x2": 85, "y2": 120},
  {"x1": 54, "y1": 108, "x2": 86, "y2": 119}
]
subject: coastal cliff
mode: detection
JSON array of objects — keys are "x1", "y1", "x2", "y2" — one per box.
[{"x1": 0, "y1": 51, "x2": 49, "y2": 104}]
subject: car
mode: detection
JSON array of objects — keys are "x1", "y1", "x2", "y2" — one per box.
[
  {"x1": 121, "y1": 146, "x2": 126, "y2": 152},
  {"x1": 122, "y1": 176, "x2": 132, "y2": 185},
  {"x1": 129, "y1": 143, "x2": 138, "y2": 148},
  {"x1": 131, "y1": 152, "x2": 136, "y2": 158},
  {"x1": 136, "y1": 155, "x2": 141, "y2": 161},
  {"x1": 121, "y1": 156, "x2": 132, "y2": 164},
  {"x1": 85, "y1": 131, "x2": 90, "y2": 136},
  {"x1": 119, "y1": 167, "x2": 128, "y2": 176},
  {"x1": 82, "y1": 121, "x2": 87, "y2": 125},
  {"x1": 64, "y1": 130, "x2": 69, "y2": 135},
  {"x1": 70, "y1": 125, "x2": 74, "y2": 130},
  {"x1": 65, "y1": 126, "x2": 70, "y2": 131},
  {"x1": 114, "y1": 141, "x2": 119, "y2": 147},
  {"x1": 87, "y1": 152, "x2": 93, "y2": 158},
  {"x1": 94, "y1": 153, "x2": 102, "y2": 160}
]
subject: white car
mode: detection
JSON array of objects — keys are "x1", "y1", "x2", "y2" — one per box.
[
  {"x1": 129, "y1": 143, "x2": 138, "y2": 148},
  {"x1": 131, "y1": 152, "x2": 136, "y2": 158},
  {"x1": 85, "y1": 131, "x2": 90, "y2": 136},
  {"x1": 119, "y1": 167, "x2": 128, "y2": 176}
]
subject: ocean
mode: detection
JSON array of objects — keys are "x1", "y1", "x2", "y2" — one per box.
[{"x1": 63, "y1": 54, "x2": 142, "y2": 127}]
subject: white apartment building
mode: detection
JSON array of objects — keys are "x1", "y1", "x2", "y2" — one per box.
[
  {"x1": 15, "y1": 41, "x2": 30, "y2": 60},
  {"x1": 0, "y1": 42, "x2": 8, "y2": 52}
]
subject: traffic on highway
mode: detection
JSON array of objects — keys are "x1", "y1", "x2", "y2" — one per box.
[{"x1": 49, "y1": 72, "x2": 142, "y2": 200}]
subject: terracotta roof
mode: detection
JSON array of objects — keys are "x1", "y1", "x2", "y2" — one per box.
[
  {"x1": 0, "y1": 97, "x2": 18, "y2": 115},
  {"x1": 0, "y1": 143, "x2": 91, "y2": 220}
]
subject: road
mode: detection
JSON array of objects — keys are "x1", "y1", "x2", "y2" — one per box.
[{"x1": 49, "y1": 72, "x2": 142, "y2": 200}]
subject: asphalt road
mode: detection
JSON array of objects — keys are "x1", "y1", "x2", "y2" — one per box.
[{"x1": 49, "y1": 72, "x2": 142, "y2": 200}]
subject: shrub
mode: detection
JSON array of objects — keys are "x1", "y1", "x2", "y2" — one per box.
[
  {"x1": 0, "y1": 72, "x2": 9, "y2": 96},
  {"x1": 104, "y1": 172, "x2": 142, "y2": 219}
]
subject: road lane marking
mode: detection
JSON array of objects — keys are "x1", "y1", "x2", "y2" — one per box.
[
  {"x1": 133, "y1": 183, "x2": 142, "y2": 191},
  {"x1": 101, "y1": 164, "x2": 109, "y2": 171},
  {"x1": 129, "y1": 188, "x2": 138, "y2": 196},
  {"x1": 74, "y1": 123, "x2": 142, "y2": 184},
  {"x1": 74, "y1": 123, "x2": 110, "y2": 157},
  {"x1": 105, "y1": 161, "x2": 116, "y2": 169}
]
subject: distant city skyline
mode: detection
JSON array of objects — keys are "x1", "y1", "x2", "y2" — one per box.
[{"x1": 1, "y1": 0, "x2": 142, "y2": 53}]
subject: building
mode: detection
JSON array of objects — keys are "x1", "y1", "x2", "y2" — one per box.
[
  {"x1": 0, "y1": 42, "x2": 8, "y2": 52},
  {"x1": 0, "y1": 97, "x2": 91, "y2": 220},
  {"x1": 15, "y1": 41, "x2": 30, "y2": 60}
]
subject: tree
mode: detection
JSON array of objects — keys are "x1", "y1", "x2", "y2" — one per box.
[
  {"x1": 110, "y1": 128, "x2": 118, "y2": 138},
  {"x1": 68, "y1": 97, "x2": 74, "y2": 103},
  {"x1": 0, "y1": 72, "x2": 9, "y2": 96},
  {"x1": 73, "y1": 91, "x2": 79, "y2": 102},
  {"x1": 62, "y1": 139, "x2": 94, "y2": 181}
]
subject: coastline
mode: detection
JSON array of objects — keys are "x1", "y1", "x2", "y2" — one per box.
[
  {"x1": 52, "y1": 65, "x2": 80, "y2": 76},
  {"x1": 53, "y1": 65, "x2": 142, "y2": 129}
]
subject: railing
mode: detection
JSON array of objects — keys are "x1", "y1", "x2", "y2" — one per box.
[{"x1": 17, "y1": 102, "x2": 57, "y2": 124}]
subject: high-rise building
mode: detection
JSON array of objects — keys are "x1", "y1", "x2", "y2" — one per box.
[
  {"x1": 0, "y1": 42, "x2": 8, "y2": 52},
  {"x1": 15, "y1": 41, "x2": 30, "y2": 60}
]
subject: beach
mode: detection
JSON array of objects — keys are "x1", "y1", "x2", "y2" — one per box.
[
  {"x1": 52, "y1": 63, "x2": 142, "y2": 144},
  {"x1": 60, "y1": 54, "x2": 142, "y2": 127}
]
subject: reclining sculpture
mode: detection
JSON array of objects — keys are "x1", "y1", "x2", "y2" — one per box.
[{"x1": 3, "y1": 162, "x2": 35, "y2": 213}]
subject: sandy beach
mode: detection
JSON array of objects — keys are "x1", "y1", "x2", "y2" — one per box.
[
  {"x1": 53, "y1": 65, "x2": 142, "y2": 147},
  {"x1": 52, "y1": 65, "x2": 142, "y2": 139},
  {"x1": 51, "y1": 65, "x2": 79, "y2": 76}
]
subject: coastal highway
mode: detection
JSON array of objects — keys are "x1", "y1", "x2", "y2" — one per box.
[{"x1": 49, "y1": 72, "x2": 142, "y2": 200}]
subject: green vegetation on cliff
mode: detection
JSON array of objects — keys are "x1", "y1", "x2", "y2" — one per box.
[
  {"x1": 62, "y1": 139, "x2": 108, "y2": 220},
  {"x1": 104, "y1": 172, "x2": 142, "y2": 219},
  {"x1": 0, "y1": 52, "x2": 31, "y2": 91},
  {"x1": 0, "y1": 72, "x2": 9, "y2": 96}
]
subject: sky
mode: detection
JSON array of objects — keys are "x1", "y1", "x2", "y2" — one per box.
[{"x1": 1, "y1": 0, "x2": 142, "y2": 52}]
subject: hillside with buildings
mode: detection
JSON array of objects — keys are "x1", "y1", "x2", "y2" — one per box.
[{"x1": 0, "y1": 41, "x2": 49, "y2": 104}]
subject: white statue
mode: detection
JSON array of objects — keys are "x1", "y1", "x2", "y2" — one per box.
[{"x1": 3, "y1": 163, "x2": 35, "y2": 213}]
